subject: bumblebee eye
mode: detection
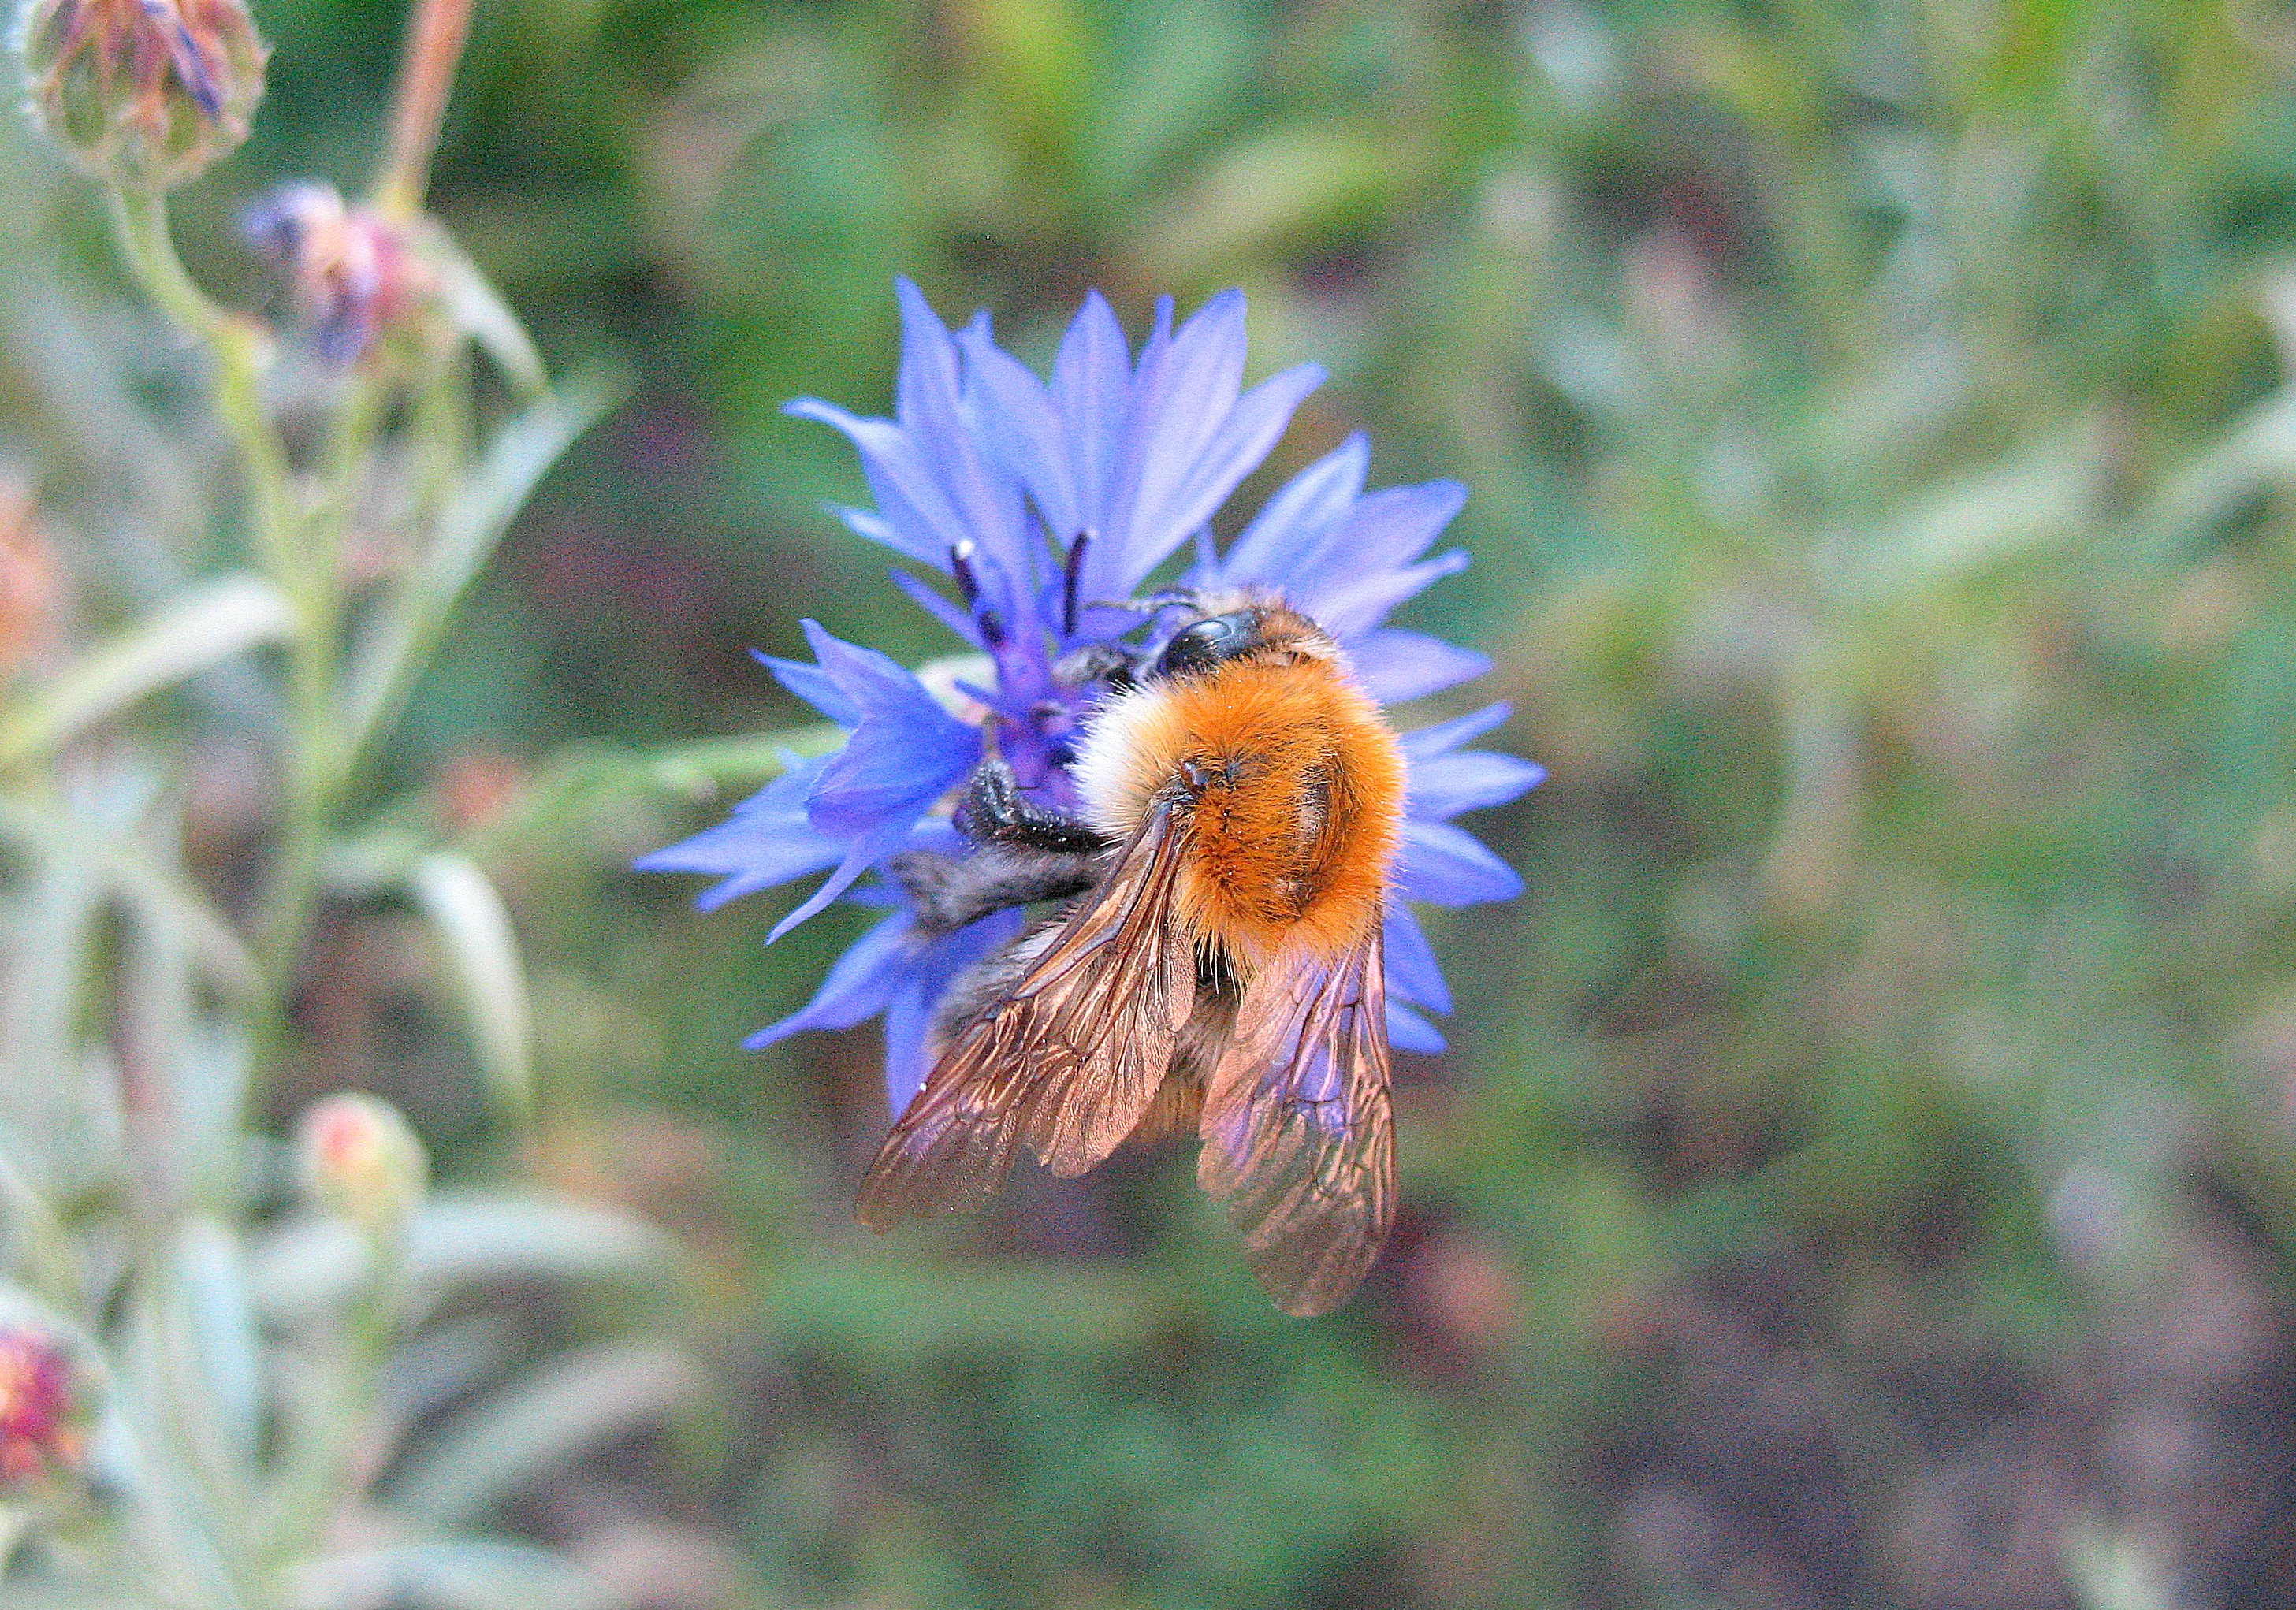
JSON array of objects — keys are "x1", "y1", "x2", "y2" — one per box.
[{"x1": 1156, "y1": 612, "x2": 1255, "y2": 677}]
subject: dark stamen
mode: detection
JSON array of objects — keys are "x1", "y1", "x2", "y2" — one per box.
[
  {"x1": 949, "y1": 541, "x2": 1005, "y2": 643},
  {"x1": 949, "y1": 541, "x2": 982, "y2": 605},
  {"x1": 1062, "y1": 531, "x2": 1091, "y2": 638}
]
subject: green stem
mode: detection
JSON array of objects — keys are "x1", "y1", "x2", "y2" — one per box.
[
  {"x1": 261, "y1": 1234, "x2": 407, "y2": 1564},
  {"x1": 105, "y1": 184, "x2": 330, "y2": 1122},
  {"x1": 250, "y1": 373, "x2": 389, "y2": 1080},
  {"x1": 103, "y1": 185, "x2": 401, "y2": 1141},
  {"x1": 332, "y1": 349, "x2": 467, "y2": 801},
  {"x1": 106, "y1": 189, "x2": 297, "y2": 586},
  {"x1": 0, "y1": 1121, "x2": 78, "y2": 1308}
]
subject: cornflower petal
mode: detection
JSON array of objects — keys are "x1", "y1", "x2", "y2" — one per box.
[
  {"x1": 1412, "y1": 750, "x2": 1547, "y2": 822},
  {"x1": 1382, "y1": 902, "x2": 1453, "y2": 1016},
  {"x1": 1397, "y1": 819, "x2": 1527, "y2": 906},
  {"x1": 1350, "y1": 630, "x2": 1492, "y2": 705},
  {"x1": 1218, "y1": 434, "x2": 1371, "y2": 582},
  {"x1": 1050, "y1": 291, "x2": 1132, "y2": 521},
  {"x1": 779, "y1": 400, "x2": 958, "y2": 570},
  {"x1": 1096, "y1": 292, "x2": 1325, "y2": 597},
  {"x1": 746, "y1": 906, "x2": 914, "y2": 1047},
  {"x1": 768, "y1": 816, "x2": 921, "y2": 943},
  {"x1": 783, "y1": 284, "x2": 1038, "y2": 630},
  {"x1": 888, "y1": 568, "x2": 988, "y2": 649},
  {"x1": 959, "y1": 327, "x2": 1081, "y2": 538},
  {"x1": 880, "y1": 907, "x2": 1029, "y2": 1114},
  {"x1": 1327, "y1": 482, "x2": 1470, "y2": 579},
  {"x1": 889, "y1": 285, "x2": 1037, "y2": 619},
  {"x1": 1147, "y1": 364, "x2": 1329, "y2": 583},
  {"x1": 761, "y1": 649, "x2": 861, "y2": 727},
  {"x1": 1386, "y1": 1002, "x2": 1447, "y2": 1055},
  {"x1": 1307, "y1": 549, "x2": 1472, "y2": 641},
  {"x1": 832, "y1": 505, "x2": 911, "y2": 559},
  {"x1": 1241, "y1": 479, "x2": 1468, "y2": 621},
  {"x1": 1401, "y1": 702, "x2": 1546, "y2": 821},
  {"x1": 1399, "y1": 701, "x2": 1513, "y2": 760},
  {"x1": 794, "y1": 620, "x2": 978, "y2": 838},
  {"x1": 633, "y1": 753, "x2": 842, "y2": 912}
]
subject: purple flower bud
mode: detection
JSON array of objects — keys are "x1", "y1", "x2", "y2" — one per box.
[{"x1": 241, "y1": 182, "x2": 442, "y2": 365}]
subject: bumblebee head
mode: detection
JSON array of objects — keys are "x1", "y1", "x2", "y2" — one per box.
[{"x1": 1152, "y1": 600, "x2": 1334, "y2": 680}]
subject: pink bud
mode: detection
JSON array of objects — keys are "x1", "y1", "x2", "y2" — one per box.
[
  {"x1": 297, "y1": 1091, "x2": 430, "y2": 1233},
  {"x1": 0, "y1": 1326, "x2": 88, "y2": 1485}
]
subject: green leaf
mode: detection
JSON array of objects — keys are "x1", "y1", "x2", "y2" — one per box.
[
  {"x1": 385, "y1": 1340, "x2": 705, "y2": 1527},
  {"x1": 374, "y1": 1315, "x2": 517, "y2": 1460},
  {"x1": 342, "y1": 373, "x2": 624, "y2": 779},
  {"x1": 0, "y1": 1116, "x2": 74, "y2": 1300},
  {"x1": 0, "y1": 794, "x2": 259, "y2": 1002},
  {"x1": 1836, "y1": 434, "x2": 2101, "y2": 606},
  {"x1": 249, "y1": 1193, "x2": 680, "y2": 1325},
  {"x1": 0, "y1": 1507, "x2": 28, "y2": 1579},
  {"x1": 406, "y1": 1195, "x2": 680, "y2": 1290},
  {"x1": 0, "y1": 849, "x2": 110, "y2": 1186},
  {"x1": 407, "y1": 853, "x2": 534, "y2": 1125},
  {"x1": 2135, "y1": 388, "x2": 2296, "y2": 560},
  {"x1": 429, "y1": 241, "x2": 550, "y2": 399},
  {"x1": 0, "y1": 1278, "x2": 99, "y2": 1348},
  {"x1": 288, "y1": 1540, "x2": 615, "y2": 1610},
  {"x1": 1129, "y1": 121, "x2": 1405, "y2": 284},
  {"x1": 163, "y1": 1217, "x2": 263, "y2": 1471},
  {"x1": 0, "y1": 575, "x2": 294, "y2": 769}
]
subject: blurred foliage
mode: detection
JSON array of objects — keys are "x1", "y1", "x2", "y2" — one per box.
[{"x1": 10, "y1": 0, "x2": 2296, "y2": 1605}]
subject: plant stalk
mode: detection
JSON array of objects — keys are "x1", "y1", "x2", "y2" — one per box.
[{"x1": 373, "y1": 0, "x2": 476, "y2": 220}]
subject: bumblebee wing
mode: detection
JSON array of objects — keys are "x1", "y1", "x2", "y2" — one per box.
[
  {"x1": 1197, "y1": 929, "x2": 1395, "y2": 1317},
  {"x1": 856, "y1": 800, "x2": 1196, "y2": 1229}
]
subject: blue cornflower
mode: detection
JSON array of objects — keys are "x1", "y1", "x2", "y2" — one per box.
[{"x1": 640, "y1": 283, "x2": 1542, "y2": 1114}]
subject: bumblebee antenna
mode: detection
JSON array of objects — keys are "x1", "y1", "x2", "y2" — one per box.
[{"x1": 1086, "y1": 588, "x2": 1200, "y2": 619}]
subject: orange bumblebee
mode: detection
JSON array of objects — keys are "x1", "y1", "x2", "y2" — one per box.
[{"x1": 861, "y1": 596, "x2": 1407, "y2": 1316}]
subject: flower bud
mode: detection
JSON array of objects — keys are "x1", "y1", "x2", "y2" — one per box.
[
  {"x1": 0, "y1": 1325, "x2": 91, "y2": 1486},
  {"x1": 242, "y1": 181, "x2": 441, "y2": 366},
  {"x1": 296, "y1": 1091, "x2": 430, "y2": 1235},
  {"x1": 19, "y1": 0, "x2": 267, "y2": 191}
]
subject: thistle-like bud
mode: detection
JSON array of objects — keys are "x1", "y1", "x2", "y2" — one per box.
[
  {"x1": 296, "y1": 1091, "x2": 430, "y2": 1236},
  {"x1": 242, "y1": 181, "x2": 441, "y2": 366},
  {"x1": 18, "y1": 0, "x2": 267, "y2": 191},
  {"x1": 0, "y1": 1325, "x2": 91, "y2": 1486}
]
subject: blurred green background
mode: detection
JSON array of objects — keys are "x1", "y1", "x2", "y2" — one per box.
[{"x1": 14, "y1": 0, "x2": 2296, "y2": 1604}]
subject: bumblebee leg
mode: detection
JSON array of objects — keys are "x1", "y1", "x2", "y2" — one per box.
[
  {"x1": 961, "y1": 756, "x2": 1111, "y2": 855},
  {"x1": 888, "y1": 843, "x2": 1102, "y2": 936},
  {"x1": 1049, "y1": 640, "x2": 1141, "y2": 693},
  {"x1": 925, "y1": 920, "x2": 1062, "y2": 1049}
]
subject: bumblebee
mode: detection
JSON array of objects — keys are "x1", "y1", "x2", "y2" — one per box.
[{"x1": 862, "y1": 598, "x2": 1406, "y2": 1317}]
